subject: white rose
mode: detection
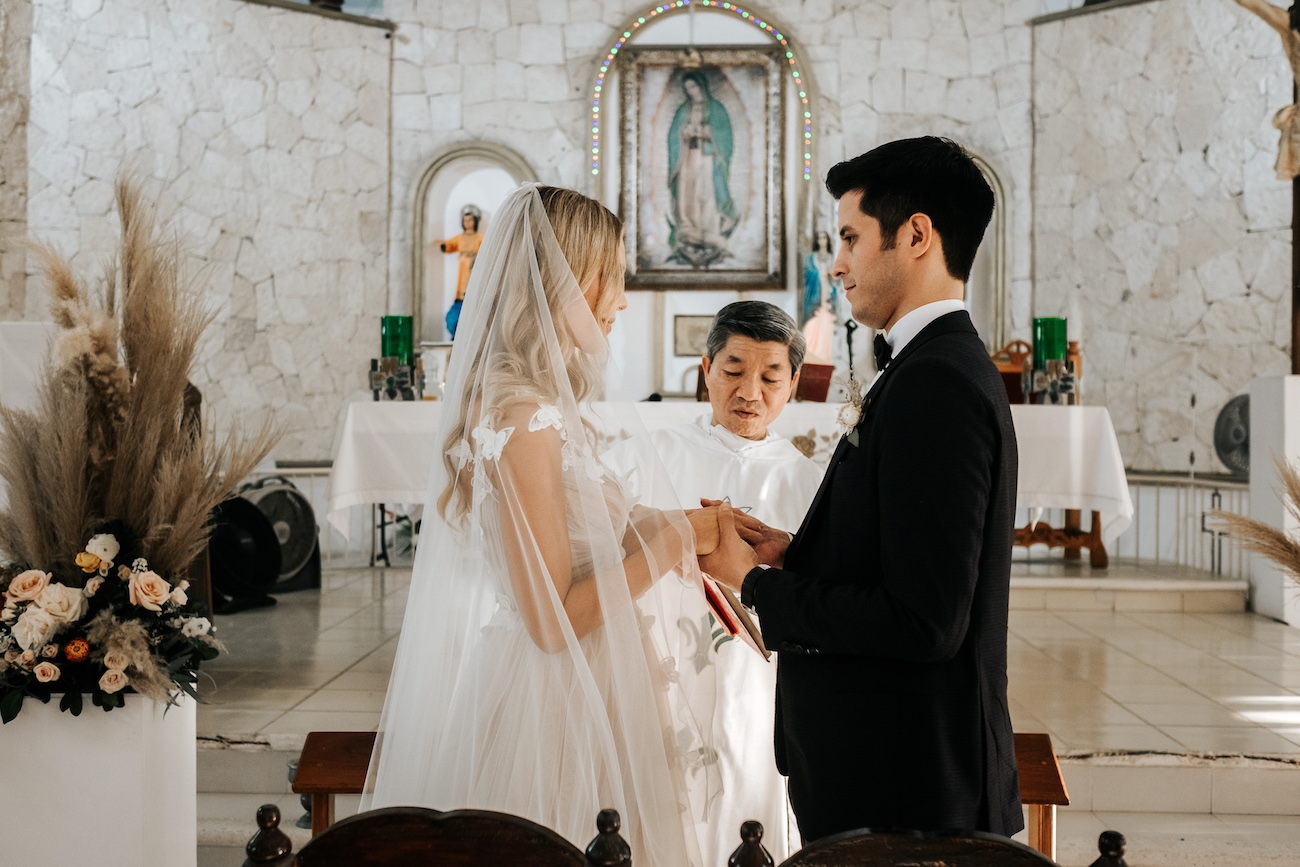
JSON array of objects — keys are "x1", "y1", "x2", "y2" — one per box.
[
  {"x1": 128, "y1": 571, "x2": 170, "y2": 612},
  {"x1": 102, "y1": 649, "x2": 130, "y2": 672},
  {"x1": 18, "y1": 649, "x2": 35, "y2": 667},
  {"x1": 85, "y1": 534, "x2": 120, "y2": 564},
  {"x1": 11, "y1": 607, "x2": 58, "y2": 651},
  {"x1": 176, "y1": 580, "x2": 190, "y2": 592},
  {"x1": 33, "y1": 661, "x2": 60, "y2": 683},
  {"x1": 5, "y1": 570, "x2": 50, "y2": 602},
  {"x1": 99, "y1": 668, "x2": 128, "y2": 694},
  {"x1": 169, "y1": 586, "x2": 188, "y2": 607},
  {"x1": 181, "y1": 617, "x2": 211, "y2": 638},
  {"x1": 83, "y1": 575, "x2": 104, "y2": 597},
  {"x1": 36, "y1": 582, "x2": 88, "y2": 625},
  {"x1": 0, "y1": 633, "x2": 11, "y2": 652},
  {"x1": 1, "y1": 601, "x2": 16, "y2": 622},
  {"x1": 41, "y1": 643, "x2": 59, "y2": 658}
]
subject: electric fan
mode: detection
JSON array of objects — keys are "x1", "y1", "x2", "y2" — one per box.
[{"x1": 1213, "y1": 394, "x2": 1249, "y2": 476}]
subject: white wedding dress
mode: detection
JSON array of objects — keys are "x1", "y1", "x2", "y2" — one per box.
[{"x1": 363, "y1": 186, "x2": 718, "y2": 867}]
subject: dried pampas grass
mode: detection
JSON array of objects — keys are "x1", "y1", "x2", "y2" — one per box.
[
  {"x1": 1209, "y1": 457, "x2": 1300, "y2": 587},
  {"x1": 0, "y1": 175, "x2": 277, "y2": 586}
]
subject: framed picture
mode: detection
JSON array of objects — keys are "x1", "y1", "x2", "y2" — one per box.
[
  {"x1": 673, "y1": 314, "x2": 715, "y2": 357},
  {"x1": 620, "y1": 47, "x2": 785, "y2": 289}
]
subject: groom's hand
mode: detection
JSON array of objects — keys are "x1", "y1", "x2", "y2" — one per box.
[
  {"x1": 699, "y1": 505, "x2": 759, "y2": 592},
  {"x1": 700, "y1": 499, "x2": 790, "y2": 569}
]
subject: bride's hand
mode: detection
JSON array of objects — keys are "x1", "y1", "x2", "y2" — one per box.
[{"x1": 687, "y1": 507, "x2": 720, "y2": 556}]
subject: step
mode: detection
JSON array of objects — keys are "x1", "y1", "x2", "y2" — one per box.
[
  {"x1": 1059, "y1": 753, "x2": 1300, "y2": 815},
  {"x1": 1011, "y1": 578, "x2": 1248, "y2": 613}
]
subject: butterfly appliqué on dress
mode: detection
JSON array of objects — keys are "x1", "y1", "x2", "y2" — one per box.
[
  {"x1": 472, "y1": 424, "x2": 515, "y2": 462},
  {"x1": 528, "y1": 404, "x2": 564, "y2": 433}
]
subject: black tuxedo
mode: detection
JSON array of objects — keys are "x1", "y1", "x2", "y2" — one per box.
[{"x1": 746, "y1": 310, "x2": 1022, "y2": 842}]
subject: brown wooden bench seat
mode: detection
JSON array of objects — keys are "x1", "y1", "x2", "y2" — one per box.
[{"x1": 293, "y1": 730, "x2": 1070, "y2": 860}]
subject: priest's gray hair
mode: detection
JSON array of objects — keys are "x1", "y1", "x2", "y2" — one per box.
[{"x1": 706, "y1": 300, "x2": 807, "y2": 372}]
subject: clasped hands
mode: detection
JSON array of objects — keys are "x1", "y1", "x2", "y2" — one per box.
[{"x1": 686, "y1": 500, "x2": 790, "y2": 593}]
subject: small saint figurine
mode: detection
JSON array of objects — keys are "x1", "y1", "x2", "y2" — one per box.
[
  {"x1": 801, "y1": 230, "x2": 839, "y2": 362},
  {"x1": 1233, "y1": 0, "x2": 1300, "y2": 179},
  {"x1": 435, "y1": 204, "x2": 484, "y2": 339}
]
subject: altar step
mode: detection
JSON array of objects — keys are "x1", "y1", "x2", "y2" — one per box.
[{"x1": 1010, "y1": 558, "x2": 1247, "y2": 613}]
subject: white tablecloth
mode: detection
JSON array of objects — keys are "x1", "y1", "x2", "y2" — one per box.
[
  {"x1": 327, "y1": 400, "x2": 1134, "y2": 544},
  {"x1": 1010, "y1": 405, "x2": 1133, "y2": 544}
]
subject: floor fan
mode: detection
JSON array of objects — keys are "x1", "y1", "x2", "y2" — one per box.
[{"x1": 239, "y1": 476, "x2": 322, "y2": 592}]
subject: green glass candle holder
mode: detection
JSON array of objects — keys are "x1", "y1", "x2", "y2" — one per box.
[
  {"x1": 1032, "y1": 317, "x2": 1067, "y2": 371},
  {"x1": 381, "y1": 315, "x2": 413, "y2": 367}
]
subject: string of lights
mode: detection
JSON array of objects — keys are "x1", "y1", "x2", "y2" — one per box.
[{"x1": 589, "y1": 1, "x2": 812, "y2": 181}]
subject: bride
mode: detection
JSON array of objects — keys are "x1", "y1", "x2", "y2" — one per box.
[{"x1": 364, "y1": 184, "x2": 724, "y2": 866}]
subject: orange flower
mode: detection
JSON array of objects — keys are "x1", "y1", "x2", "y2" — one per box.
[
  {"x1": 74, "y1": 552, "x2": 101, "y2": 574},
  {"x1": 63, "y1": 638, "x2": 90, "y2": 663}
]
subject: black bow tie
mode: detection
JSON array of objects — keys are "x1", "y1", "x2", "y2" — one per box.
[{"x1": 873, "y1": 333, "x2": 893, "y2": 370}]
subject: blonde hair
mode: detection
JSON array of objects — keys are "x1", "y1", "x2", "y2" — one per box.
[{"x1": 437, "y1": 185, "x2": 625, "y2": 522}]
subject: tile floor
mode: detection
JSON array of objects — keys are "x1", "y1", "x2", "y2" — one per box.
[
  {"x1": 197, "y1": 563, "x2": 1300, "y2": 758},
  {"x1": 197, "y1": 562, "x2": 1300, "y2": 866}
]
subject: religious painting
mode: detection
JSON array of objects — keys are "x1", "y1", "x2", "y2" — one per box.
[
  {"x1": 620, "y1": 47, "x2": 784, "y2": 289},
  {"x1": 673, "y1": 314, "x2": 715, "y2": 357}
]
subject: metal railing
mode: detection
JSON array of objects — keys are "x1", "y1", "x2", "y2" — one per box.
[{"x1": 1111, "y1": 471, "x2": 1250, "y2": 580}]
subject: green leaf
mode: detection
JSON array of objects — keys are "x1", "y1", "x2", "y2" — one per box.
[
  {"x1": 0, "y1": 689, "x2": 23, "y2": 724},
  {"x1": 59, "y1": 690, "x2": 84, "y2": 717}
]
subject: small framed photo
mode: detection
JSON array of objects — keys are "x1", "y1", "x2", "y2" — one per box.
[{"x1": 673, "y1": 314, "x2": 715, "y2": 357}]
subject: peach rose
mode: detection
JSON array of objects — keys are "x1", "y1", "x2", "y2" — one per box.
[
  {"x1": 37, "y1": 582, "x2": 87, "y2": 625},
  {"x1": 33, "y1": 661, "x2": 59, "y2": 683},
  {"x1": 1, "y1": 601, "x2": 17, "y2": 622},
  {"x1": 102, "y1": 650, "x2": 130, "y2": 672},
  {"x1": 128, "y1": 570, "x2": 170, "y2": 612},
  {"x1": 18, "y1": 649, "x2": 36, "y2": 667},
  {"x1": 99, "y1": 668, "x2": 128, "y2": 694},
  {"x1": 83, "y1": 576, "x2": 104, "y2": 597},
  {"x1": 3, "y1": 650, "x2": 18, "y2": 663},
  {"x1": 0, "y1": 659, "x2": 7, "y2": 672},
  {"x1": 5, "y1": 570, "x2": 50, "y2": 602}
]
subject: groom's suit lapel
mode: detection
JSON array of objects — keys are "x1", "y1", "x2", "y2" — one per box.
[{"x1": 784, "y1": 311, "x2": 975, "y2": 564}]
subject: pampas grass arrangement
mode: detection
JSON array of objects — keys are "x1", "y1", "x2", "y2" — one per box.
[
  {"x1": 0, "y1": 175, "x2": 277, "y2": 721},
  {"x1": 1210, "y1": 457, "x2": 1300, "y2": 587},
  {"x1": 0, "y1": 176, "x2": 275, "y2": 587}
]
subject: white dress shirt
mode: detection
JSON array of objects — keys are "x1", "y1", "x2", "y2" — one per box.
[{"x1": 869, "y1": 298, "x2": 966, "y2": 389}]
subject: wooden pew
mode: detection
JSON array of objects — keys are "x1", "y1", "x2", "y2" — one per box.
[{"x1": 293, "y1": 730, "x2": 1070, "y2": 861}]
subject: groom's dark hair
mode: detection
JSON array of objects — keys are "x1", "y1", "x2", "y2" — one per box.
[{"x1": 826, "y1": 136, "x2": 994, "y2": 283}]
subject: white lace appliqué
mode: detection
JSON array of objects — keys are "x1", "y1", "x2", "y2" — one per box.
[
  {"x1": 448, "y1": 439, "x2": 473, "y2": 471},
  {"x1": 528, "y1": 404, "x2": 564, "y2": 433},
  {"x1": 472, "y1": 424, "x2": 515, "y2": 462}
]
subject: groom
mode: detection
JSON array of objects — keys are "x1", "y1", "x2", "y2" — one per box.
[{"x1": 701, "y1": 136, "x2": 1022, "y2": 843}]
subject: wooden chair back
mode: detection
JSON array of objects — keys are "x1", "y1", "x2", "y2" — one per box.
[
  {"x1": 778, "y1": 828, "x2": 1060, "y2": 866},
  {"x1": 293, "y1": 806, "x2": 589, "y2": 866}
]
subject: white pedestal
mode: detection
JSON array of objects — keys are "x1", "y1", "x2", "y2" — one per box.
[
  {"x1": 1249, "y1": 376, "x2": 1300, "y2": 625},
  {"x1": 0, "y1": 694, "x2": 196, "y2": 867}
]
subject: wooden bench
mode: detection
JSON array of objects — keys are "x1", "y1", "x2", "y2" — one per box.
[{"x1": 294, "y1": 731, "x2": 1070, "y2": 860}]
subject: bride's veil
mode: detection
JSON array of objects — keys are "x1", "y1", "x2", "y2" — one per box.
[{"x1": 363, "y1": 184, "x2": 719, "y2": 866}]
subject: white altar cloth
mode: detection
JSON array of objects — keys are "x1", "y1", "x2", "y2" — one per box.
[
  {"x1": 327, "y1": 400, "x2": 1133, "y2": 544},
  {"x1": 1010, "y1": 405, "x2": 1133, "y2": 544}
]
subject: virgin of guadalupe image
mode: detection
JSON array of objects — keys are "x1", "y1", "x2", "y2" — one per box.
[{"x1": 667, "y1": 71, "x2": 739, "y2": 268}]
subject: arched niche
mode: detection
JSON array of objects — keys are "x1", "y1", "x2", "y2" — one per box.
[
  {"x1": 410, "y1": 142, "x2": 538, "y2": 347},
  {"x1": 965, "y1": 150, "x2": 1009, "y2": 352}
]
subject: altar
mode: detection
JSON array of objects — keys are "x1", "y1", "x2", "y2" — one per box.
[{"x1": 326, "y1": 400, "x2": 1133, "y2": 559}]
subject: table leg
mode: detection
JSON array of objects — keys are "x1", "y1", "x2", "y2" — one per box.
[
  {"x1": 1088, "y1": 510, "x2": 1108, "y2": 569},
  {"x1": 311, "y1": 793, "x2": 335, "y2": 837},
  {"x1": 1027, "y1": 804, "x2": 1056, "y2": 862},
  {"x1": 1063, "y1": 509, "x2": 1081, "y2": 561}
]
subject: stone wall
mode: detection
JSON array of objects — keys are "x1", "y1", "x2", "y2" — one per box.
[
  {"x1": 380, "y1": 0, "x2": 1042, "y2": 353},
  {"x1": 1033, "y1": 0, "x2": 1292, "y2": 472},
  {"x1": 24, "y1": 0, "x2": 391, "y2": 458},
  {"x1": 0, "y1": 0, "x2": 32, "y2": 319}
]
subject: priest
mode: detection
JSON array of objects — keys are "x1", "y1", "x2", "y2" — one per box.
[{"x1": 603, "y1": 300, "x2": 822, "y2": 864}]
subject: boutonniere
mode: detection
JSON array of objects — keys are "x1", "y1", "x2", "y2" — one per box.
[{"x1": 836, "y1": 375, "x2": 865, "y2": 447}]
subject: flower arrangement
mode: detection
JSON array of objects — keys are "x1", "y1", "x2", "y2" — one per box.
[{"x1": 0, "y1": 177, "x2": 275, "y2": 722}]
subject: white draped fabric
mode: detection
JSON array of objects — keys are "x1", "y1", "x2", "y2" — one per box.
[{"x1": 604, "y1": 416, "x2": 822, "y2": 864}]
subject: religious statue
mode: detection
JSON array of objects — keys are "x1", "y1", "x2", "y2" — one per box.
[
  {"x1": 667, "y1": 72, "x2": 738, "y2": 268},
  {"x1": 1234, "y1": 0, "x2": 1300, "y2": 179},
  {"x1": 435, "y1": 204, "x2": 483, "y2": 339},
  {"x1": 801, "y1": 230, "x2": 840, "y2": 362}
]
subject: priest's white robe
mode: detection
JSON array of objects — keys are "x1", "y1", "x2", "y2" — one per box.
[{"x1": 603, "y1": 415, "x2": 822, "y2": 865}]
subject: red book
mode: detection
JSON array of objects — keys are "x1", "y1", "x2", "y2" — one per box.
[{"x1": 701, "y1": 575, "x2": 770, "y2": 660}]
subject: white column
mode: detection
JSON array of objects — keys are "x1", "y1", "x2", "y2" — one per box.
[{"x1": 1249, "y1": 376, "x2": 1300, "y2": 625}]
